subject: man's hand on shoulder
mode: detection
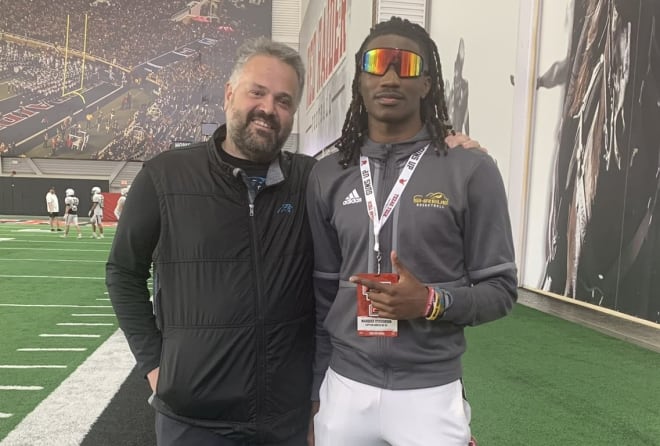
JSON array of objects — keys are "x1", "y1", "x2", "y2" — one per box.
[{"x1": 445, "y1": 132, "x2": 488, "y2": 153}]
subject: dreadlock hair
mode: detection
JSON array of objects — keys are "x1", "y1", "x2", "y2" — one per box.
[{"x1": 336, "y1": 16, "x2": 452, "y2": 168}]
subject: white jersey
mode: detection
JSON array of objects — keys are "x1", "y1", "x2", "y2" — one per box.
[
  {"x1": 114, "y1": 195, "x2": 126, "y2": 219},
  {"x1": 65, "y1": 196, "x2": 79, "y2": 214},
  {"x1": 46, "y1": 192, "x2": 59, "y2": 213},
  {"x1": 92, "y1": 193, "x2": 104, "y2": 216}
]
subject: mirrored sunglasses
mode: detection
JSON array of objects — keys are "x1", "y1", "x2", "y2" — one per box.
[{"x1": 361, "y1": 47, "x2": 424, "y2": 78}]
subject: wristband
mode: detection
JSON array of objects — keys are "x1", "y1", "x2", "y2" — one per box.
[
  {"x1": 425, "y1": 288, "x2": 447, "y2": 321},
  {"x1": 424, "y1": 286, "x2": 435, "y2": 317}
]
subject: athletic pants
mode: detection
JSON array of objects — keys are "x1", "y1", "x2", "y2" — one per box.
[{"x1": 314, "y1": 367, "x2": 472, "y2": 445}]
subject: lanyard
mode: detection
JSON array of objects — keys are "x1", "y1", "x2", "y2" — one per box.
[{"x1": 359, "y1": 144, "x2": 429, "y2": 273}]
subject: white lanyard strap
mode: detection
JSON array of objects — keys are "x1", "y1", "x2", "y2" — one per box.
[{"x1": 360, "y1": 144, "x2": 429, "y2": 271}]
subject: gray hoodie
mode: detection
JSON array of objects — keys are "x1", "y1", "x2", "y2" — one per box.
[{"x1": 306, "y1": 127, "x2": 518, "y2": 399}]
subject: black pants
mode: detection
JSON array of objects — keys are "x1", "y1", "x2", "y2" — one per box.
[{"x1": 155, "y1": 412, "x2": 307, "y2": 446}]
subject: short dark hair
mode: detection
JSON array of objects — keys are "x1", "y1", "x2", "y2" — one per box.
[{"x1": 336, "y1": 17, "x2": 452, "y2": 168}]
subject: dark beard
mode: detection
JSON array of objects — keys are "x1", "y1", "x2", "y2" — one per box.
[{"x1": 229, "y1": 110, "x2": 285, "y2": 163}]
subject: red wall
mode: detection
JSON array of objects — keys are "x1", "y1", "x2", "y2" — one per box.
[{"x1": 103, "y1": 192, "x2": 120, "y2": 222}]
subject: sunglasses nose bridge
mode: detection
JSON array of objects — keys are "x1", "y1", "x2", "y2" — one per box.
[
  {"x1": 381, "y1": 64, "x2": 402, "y2": 81},
  {"x1": 384, "y1": 51, "x2": 401, "y2": 73}
]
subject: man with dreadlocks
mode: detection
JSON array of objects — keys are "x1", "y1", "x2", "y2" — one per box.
[{"x1": 306, "y1": 17, "x2": 517, "y2": 445}]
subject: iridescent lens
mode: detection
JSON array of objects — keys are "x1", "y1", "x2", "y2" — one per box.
[{"x1": 361, "y1": 48, "x2": 424, "y2": 78}]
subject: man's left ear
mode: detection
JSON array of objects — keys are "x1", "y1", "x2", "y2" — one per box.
[{"x1": 224, "y1": 81, "x2": 233, "y2": 110}]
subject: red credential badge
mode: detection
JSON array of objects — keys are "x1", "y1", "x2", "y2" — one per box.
[{"x1": 356, "y1": 273, "x2": 399, "y2": 337}]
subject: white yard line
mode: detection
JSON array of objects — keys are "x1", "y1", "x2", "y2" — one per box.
[
  {"x1": 0, "y1": 275, "x2": 104, "y2": 280},
  {"x1": 3, "y1": 229, "x2": 61, "y2": 233},
  {"x1": 3, "y1": 240, "x2": 113, "y2": 245},
  {"x1": 71, "y1": 314, "x2": 115, "y2": 317},
  {"x1": 0, "y1": 230, "x2": 56, "y2": 233},
  {"x1": 57, "y1": 323, "x2": 113, "y2": 326},
  {"x1": 0, "y1": 386, "x2": 43, "y2": 391},
  {"x1": 0, "y1": 413, "x2": 12, "y2": 419},
  {"x1": 17, "y1": 348, "x2": 87, "y2": 352},
  {"x1": 0, "y1": 366, "x2": 66, "y2": 369},
  {"x1": 0, "y1": 248, "x2": 109, "y2": 252},
  {"x1": 0, "y1": 242, "x2": 112, "y2": 246},
  {"x1": 39, "y1": 334, "x2": 101, "y2": 338},
  {"x1": 0, "y1": 259, "x2": 106, "y2": 263},
  {"x1": 0, "y1": 330, "x2": 135, "y2": 446},
  {"x1": 0, "y1": 304, "x2": 111, "y2": 308}
]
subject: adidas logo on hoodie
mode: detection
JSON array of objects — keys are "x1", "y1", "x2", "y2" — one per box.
[{"x1": 342, "y1": 189, "x2": 363, "y2": 205}]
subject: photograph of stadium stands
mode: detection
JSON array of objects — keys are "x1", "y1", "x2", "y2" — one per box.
[{"x1": 0, "y1": 0, "x2": 272, "y2": 161}]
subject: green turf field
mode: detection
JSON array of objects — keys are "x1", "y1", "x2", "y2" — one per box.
[
  {"x1": 0, "y1": 220, "x2": 117, "y2": 440},
  {"x1": 0, "y1": 219, "x2": 658, "y2": 444},
  {"x1": 463, "y1": 304, "x2": 660, "y2": 444}
]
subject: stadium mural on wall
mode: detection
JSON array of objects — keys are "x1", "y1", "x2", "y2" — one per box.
[
  {"x1": 525, "y1": 0, "x2": 660, "y2": 323},
  {"x1": 0, "y1": 0, "x2": 272, "y2": 160}
]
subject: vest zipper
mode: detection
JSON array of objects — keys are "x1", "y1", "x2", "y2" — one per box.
[{"x1": 238, "y1": 170, "x2": 265, "y2": 439}]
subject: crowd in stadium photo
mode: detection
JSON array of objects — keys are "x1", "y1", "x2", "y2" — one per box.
[
  {"x1": 0, "y1": 41, "x2": 105, "y2": 104},
  {"x1": 0, "y1": 0, "x2": 229, "y2": 68},
  {"x1": 95, "y1": 41, "x2": 233, "y2": 160},
  {"x1": 0, "y1": 0, "x2": 269, "y2": 160}
]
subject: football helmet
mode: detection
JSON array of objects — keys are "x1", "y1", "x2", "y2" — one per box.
[
  {"x1": 91, "y1": 186, "x2": 101, "y2": 194},
  {"x1": 65, "y1": 188, "x2": 75, "y2": 196}
]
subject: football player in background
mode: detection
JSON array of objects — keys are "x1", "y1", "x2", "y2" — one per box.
[
  {"x1": 114, "y1": 186, "x2": 129, "y2": 220},
  {"x1": 61, "y1": 188, "x2": 83, "y2": 239},
  {"x1": 89, "y1": 186, "x2": 105, "y2": 238}
]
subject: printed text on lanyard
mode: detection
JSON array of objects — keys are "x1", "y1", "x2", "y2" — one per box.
[{"x1": 359, "y1": 144, "x2": 429, "y2": 273}]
